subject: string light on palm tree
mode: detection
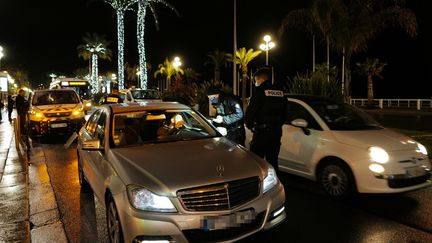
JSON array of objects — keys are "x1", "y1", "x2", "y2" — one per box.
[
  {"x1": 0, "y1": 45, "x2": 4, "y2": 70},
  {"x1": 259, "y1": 35, "x2": 276, "y2": 66}
]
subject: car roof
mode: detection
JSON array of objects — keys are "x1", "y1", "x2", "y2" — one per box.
[
  {"x1": 105, "y1": 102, "x2": 190, "y2": 114},
  {"x1": 285, "y1": 94, "x2": 340, "y2": 104}
]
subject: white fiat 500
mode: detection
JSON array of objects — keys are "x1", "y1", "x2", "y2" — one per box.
[{"x1": 247, "y1": 95, "x2": 431, "y2": 197}]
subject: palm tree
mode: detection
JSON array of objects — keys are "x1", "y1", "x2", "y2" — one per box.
[
  {"x1": 154, "y1": 58, "x2": 184, "y2": 91},
  {"x1": 356, "y1": 58, "x2": 386, "y2": 107},
  {"x1": 136, "y1": 0, "x2": 178, "y2": 89},
  {"x1": 104, "y1": 0, "x2": 137, "y2": 90},
  {"x1": 205, "y1": 49, "x2": 231, "y2": 81},
  {"x1": 327, "y1": 0, "x2": 417, "y2": 100},
  {"x1": 184, "y1": 68, "x2": 200, "y2": 84},
  {"x1": 228, "y1": 48, "x2": 262, "y2": 110},
  {"x1": 77, "y1": 33, "x2": 112, "y2": 94}
]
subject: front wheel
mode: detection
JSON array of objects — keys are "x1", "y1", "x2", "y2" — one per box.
[
  {"x1": 318, "y1": 162, "x2": 356, "y2": 198},
  {"x1": 107, "y1": 195, "x2": 124, "y2": 243}
]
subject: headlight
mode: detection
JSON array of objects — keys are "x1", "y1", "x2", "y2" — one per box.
[
  {"x1": 417, "y1": 143, "x2": 428, "y2": 156},
  {"x1": 72, "y1": 107, "x2": 84, "y2": 116},
  {"x1": 368, "y1": 146, "x2": 389, "y2": 164},
  {"x1": 30, "y1": 110, "x2": 44, "y2": 118},
  {"x1": 263, "y1": 166, "x2": 278, "y2": 193},
  {"x1": 127, "y1": 186, "x2": 176, "y2": 213}
]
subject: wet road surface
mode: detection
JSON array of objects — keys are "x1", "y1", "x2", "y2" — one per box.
[{"x1": 34, "y1": 136, "x2": 432, "y2": 243}]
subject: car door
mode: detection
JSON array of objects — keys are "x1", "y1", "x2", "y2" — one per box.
[
  {"x1": 279, "y1": 100, "x2": 323, "y2": 175},
  {"x1": 86, "y1": 110, "x2": 108, "y2": 198},
  {"x1": 80, "y1": 110, "x2": 101, "y2": 191}
]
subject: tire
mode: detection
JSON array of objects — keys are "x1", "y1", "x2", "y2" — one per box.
[
  {"x1": 106, "y1": 195, "x2": 124, "y2": 243},
  {"x1": 318, "y1": 161, "x2": 356, "y2": 198},
  {"x1": 77, "y1": 155, "x2": 92, "y2": 193}
]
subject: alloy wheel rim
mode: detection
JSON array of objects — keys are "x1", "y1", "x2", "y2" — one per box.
[
  {"x1": 322, "y1": 165, "x2": 347, "y2": 196},
  {"x1": 108, "y1": 202, "x2": 120, "y2": 243}
]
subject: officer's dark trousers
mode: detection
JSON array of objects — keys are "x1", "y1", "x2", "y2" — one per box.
[
  {"x1": 227, "y1": 128, "x2": 246, "y2": 146},
  {"x1": 250, "y1": 128, "x2": 281, "y2": 173}
]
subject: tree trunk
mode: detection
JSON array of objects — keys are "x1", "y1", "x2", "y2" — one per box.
[
  {"x1": 367, "y1": 75, "x2": 374, "y2": 107},
  {"x1": 117, "y1": 10, "x2": 125, "y2": 90},
  {"x1": 91, "y1": 53, "x2": 98, "y2": 94},
  {"x1": 137, "y1": 2, "x2": 148, "y2": 89},
  {"x1": 215, "y1": 67, "x2": 220, "y2": 81},
  {"x1": 242, "y1": 70, "x2": 247, "y2": 111}
]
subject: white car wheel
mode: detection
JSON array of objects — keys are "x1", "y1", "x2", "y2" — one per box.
[{"x1": 319, "y1": 162, "x2": 355, "y2": 198}]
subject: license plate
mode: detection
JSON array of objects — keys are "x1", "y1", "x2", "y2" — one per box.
[
  {"x1": 202, "y1": 210, "x2": 255, "y2": 231},
  {"x1": 406, "y1": 166, "x2": 426, "y2": 177},
  {"x1": 51, "y1": 123, "x2": 67, "y2": 128}
]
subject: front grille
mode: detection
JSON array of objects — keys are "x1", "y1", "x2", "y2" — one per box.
[
  {"x1": 178, "y1": 177, "x2": 260, "y2": 211},
  {"x1": 388, "y1": 174, "x2": 431, "y2": 188},
  {"x1": 44, "y1": 112, "x2": 71, "y2": 117},
  {"x1": 182, "y1": 211, "x2": 264, "y2": 243}
]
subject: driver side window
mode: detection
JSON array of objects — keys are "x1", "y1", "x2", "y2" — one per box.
[
  {"x1": 95, "y1": 111, "x2": 107, "y2": 145},
  {"x1": 86, "y1": 110, "x2": 101, "y2": 136},
  {"x1": 286, "y1": 101, "x2": 322, "y2": 130}
]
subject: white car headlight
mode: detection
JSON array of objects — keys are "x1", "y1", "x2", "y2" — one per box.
[
  {"x1": 263, "y1": 166, "x2": 278, "y2": 193},
  {"x1": 417, "y1": 143, "x2": 428, "y2": 156},
  {"x1": 368, "y1": 146, "x2": 389, "y2": 164},
  {"x1": 127, "y1": 186, "x2": 176, "y2": 213}
]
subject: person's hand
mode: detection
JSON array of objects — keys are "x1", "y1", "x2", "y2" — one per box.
[{"x1": 212, "y1": 115, "x2": 223, "y2": 124}]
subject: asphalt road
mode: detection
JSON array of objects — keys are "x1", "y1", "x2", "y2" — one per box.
[{"x1": 34, "y1": 136, "x2": 432, "y2": 243}]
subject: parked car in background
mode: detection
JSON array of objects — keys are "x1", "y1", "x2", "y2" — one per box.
[
  {"x1": 246, "y1": 95, "x2": 431, "y2": 198},
  {"x1": 120, "y1": 88, "x2": 161, "y2": 103},
  {"x1": 29, "y1": 89, "x2": 85, "y2": 138},
  {"x1": 77, "y1": 102, "x2": 286, "y2": 243}
]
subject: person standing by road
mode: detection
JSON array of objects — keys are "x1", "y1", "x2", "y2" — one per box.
[
  {"x1": 7, "y1": 95, "x2": 14, "y2": 122},
  {"x1": 207, "y1": 87, "x2": 246, "y2": 146},
  {"x1": 15, "y1": 89, "x2": 29, "y2": 132},
  {"x1": 245, "y1": 67, "x2": 287, "y2": 173}
]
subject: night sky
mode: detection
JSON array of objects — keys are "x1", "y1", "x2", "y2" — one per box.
[{"x1": 0, "y1": 0, "x2": 431, "y2": 98}]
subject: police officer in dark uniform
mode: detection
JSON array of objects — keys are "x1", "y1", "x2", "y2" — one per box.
[
  {"x1": 101, "y1": 89, "x2": 123, "y2": 104},
  {"x1": 208, "y1": 87, "x2": 246, "y2": 146},
  {"x1": 245, "y1": 67, "x2": 287, "y2": 173}
]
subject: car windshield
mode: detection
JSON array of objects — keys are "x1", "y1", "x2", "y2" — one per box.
[
  {"x1": 112, "y1": 109, "x2": 218, "y2": 147},
  {"x1": 309, "y1": 101, "x2": 382, "y2": 131},
  {"x1": 131, "y1": 90, "x2": 160, "y2": 100},
  {"x1": 32, "y1": 90, "x2": 79, "y2": 105}
]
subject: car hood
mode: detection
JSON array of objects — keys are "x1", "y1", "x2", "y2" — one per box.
[
  {"x1": 332, "y1": 128, "x2": 418, "y2": 151},
  {"x1": 110, "y1": 137, "x2": 267, "y2": 197},
  {"x1": 32, "y1": 104, "x2": 81, "y2": 111}
]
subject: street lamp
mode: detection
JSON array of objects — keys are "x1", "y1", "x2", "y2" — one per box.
[
  {"x1": 49, "y1": 73, "x2": 57, "y2": 83},
  {"x1": 173, "y1": 56, "x2": 182, "y2": 68},
  {"x1": 0, "y1": 45, "x2": 4, "y2": 70},
  {"x1": 259, "y1": 34, "x2": 276, "y2": 66}
]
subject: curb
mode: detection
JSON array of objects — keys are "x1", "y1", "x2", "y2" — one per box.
[{"x1": 26, "y1": 144, "x2": 68, "y2": 242}]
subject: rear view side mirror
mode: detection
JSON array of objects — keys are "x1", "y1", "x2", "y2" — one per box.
[
  {"x1": 291, "y1": 119, "x2": 310, "y2": 136},
  {"x1": 82, "y1": 139, "x2": 103, "y2": 151},
  {"x1": 291, "y1": 119, "x2": 308, "y2": 128}
]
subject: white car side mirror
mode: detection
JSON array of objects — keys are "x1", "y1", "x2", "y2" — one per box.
[{"x1": 291, "y1": 119, "x2": 308, "y2": 128}]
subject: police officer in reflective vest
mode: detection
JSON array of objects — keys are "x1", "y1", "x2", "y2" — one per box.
[
  {"x1": 208, "y1": 87, "x2": 246, "y2": 146},
  {"x1": 245, "y1": 67, "x2": 287, "y2": 173}
]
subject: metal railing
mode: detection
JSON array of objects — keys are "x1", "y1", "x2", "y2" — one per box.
[{"x1": 350, "y1": 98, "x2": 432, "y2": 110}]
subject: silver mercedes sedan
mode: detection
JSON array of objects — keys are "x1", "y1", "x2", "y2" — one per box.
[{"x1": 77, "y1": 102, "x2": 286, "y2": 243}]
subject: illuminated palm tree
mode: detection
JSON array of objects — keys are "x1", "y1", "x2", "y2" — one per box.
[
  {"x1": 136, "y1": 0, "x2": 178, "y2": 89},
  {"x1": 356, "y1": 58, "x2": 386, "y2": 107},
  {"x1": 77, "y1": 33, "x2": 112, "y2": 94},
  {"x1": 205, "y1": 49, "x2": 231, "y2": 81},
  {"x1": 228, "y1": 48, "x2": 262, "y2": 109},
  {"x1": 154, "y1": 58, "x2": 184, "y2": 91},
  {"x1": 104, "y1": 0, "x2": 137, "y2": 90}
]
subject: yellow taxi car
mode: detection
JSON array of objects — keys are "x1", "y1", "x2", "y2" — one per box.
[{"x1": 29, "y1": 89, "x2": 85, "y2": 138}]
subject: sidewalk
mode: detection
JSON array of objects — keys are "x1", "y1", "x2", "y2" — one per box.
[
  {"x1": 0, "y1": 111, "x2": 30, "y2": 242},
  {"x1": 0, "y1": 110, "x2": 67, "y2": 243}
]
